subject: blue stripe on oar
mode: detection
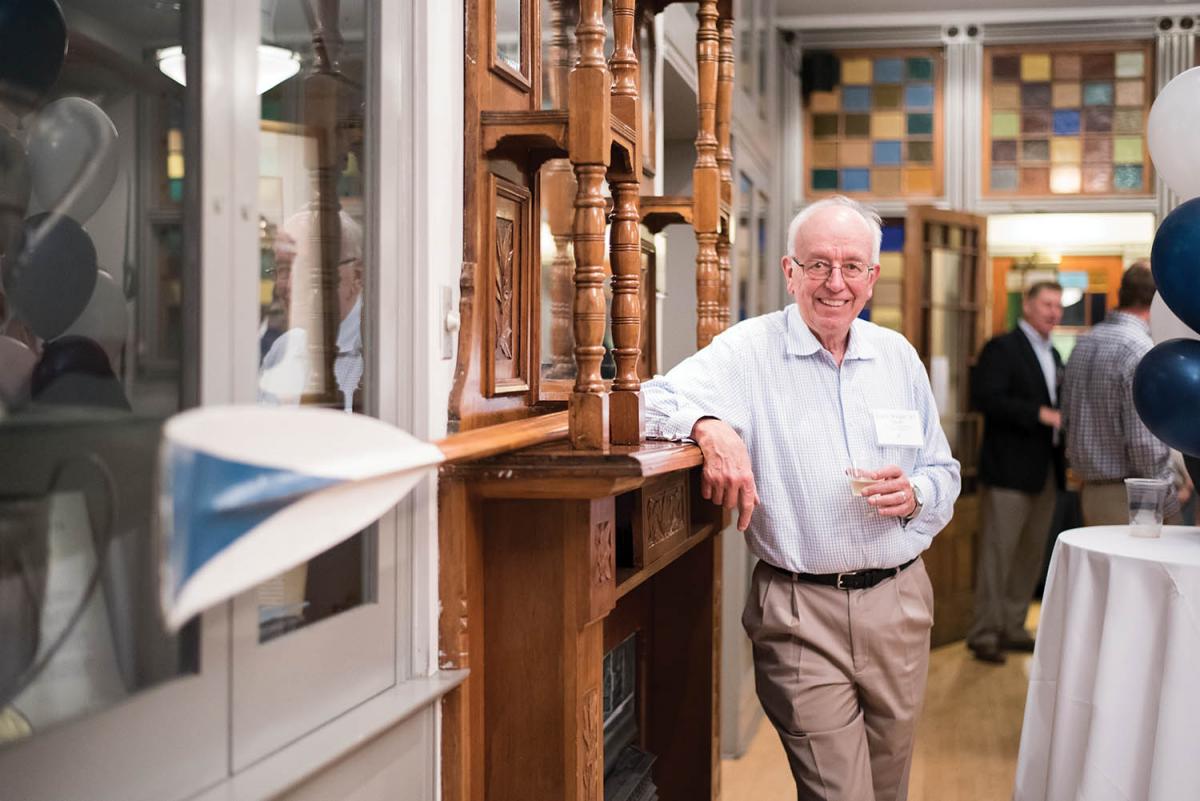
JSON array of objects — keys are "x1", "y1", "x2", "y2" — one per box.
[{"x1": 166, "y1": 445, "x2": 341, "y2": 590}]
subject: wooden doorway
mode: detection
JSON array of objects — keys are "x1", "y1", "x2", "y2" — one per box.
[{"x1": 903, "y1": 206, "x2": 987, "y2": 646}]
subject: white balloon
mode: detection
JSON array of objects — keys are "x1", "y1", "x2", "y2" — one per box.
[
  {"x1": 27, "y1": 97, "x2": 120, "y2": 223},
  {"x1": 63, "y1": 268, "x2": 128, "y2": 369},
  {"x1": 1148, "y1": 66, "x2": 1200, "y2": 201},
  {"x1": 0, "y1": 335, "x2": 37, "y2": 407},
  {"x1": 1150, "y1": 293, "x2": 1200, "y2": 344}
]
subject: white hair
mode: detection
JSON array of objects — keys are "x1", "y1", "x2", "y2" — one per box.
[{"x1": 785, "y1": 196, "x2": 883, "y2": 264}]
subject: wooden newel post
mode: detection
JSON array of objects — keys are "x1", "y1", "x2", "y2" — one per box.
[
  {"x1": 716, "y1": 3, "x2": 735, "y2": 331},
  {"x1": 693, "y1": 0, "x2": 722, "y2": 349},
  {"x1": 569, "y1": 0, "x2": 612, "y2": 449}
]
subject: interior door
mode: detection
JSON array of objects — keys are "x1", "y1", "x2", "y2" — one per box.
[{"x1": 903, "y1": 206, "x2": 988, "y2": 646}]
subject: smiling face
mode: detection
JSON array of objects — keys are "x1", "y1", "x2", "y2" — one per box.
[{"x1": 780, "y1": 205, "x2": 879, "y2": 349}]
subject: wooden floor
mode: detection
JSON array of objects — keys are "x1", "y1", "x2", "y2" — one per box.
[{"x1": 720, "y1": 607, "x2": 1040, "y2": 801}]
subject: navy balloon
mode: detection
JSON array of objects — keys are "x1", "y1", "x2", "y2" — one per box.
[
  {"x1": 0, "y1": 0, "x2": 67, "y2": 115},
  {"x1": 2, "y1": 212, "x2": 98, "y2": 340},
  {"x1": 1151, "y1": 197, "x2": 1200, "y2": 334},
  {"x1": 1133, "y1": 338, "x2": 1200, "y2": 457}
]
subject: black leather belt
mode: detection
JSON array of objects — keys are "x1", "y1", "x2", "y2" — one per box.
[{"x1": 767, "y1": 557, "x2": 918, "y2": 591}]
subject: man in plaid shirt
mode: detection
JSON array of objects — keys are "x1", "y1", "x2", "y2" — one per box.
[{"x1": 1062, "y1": 262, "x2": 1178, "y2": 524}]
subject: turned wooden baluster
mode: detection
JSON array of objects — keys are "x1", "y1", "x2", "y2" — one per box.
[
  {"x1": 544, "y1": 0, "x2": 572, "y2": 109},
  {"x1": 716, "y1": 3, "x2": 734, "y2": 330},
  {"x1": 568, "y1": 0, "x2": 612, "y2": 449},
  {"x1": 543, "y1": 160, "x2": 576, "y2": 379},
  {"x1": 693, "y1": 0, "x2": 721, "y2": 349},
  {"x1": 609, "y1": 0, "x2": 638, "y2": 126}
]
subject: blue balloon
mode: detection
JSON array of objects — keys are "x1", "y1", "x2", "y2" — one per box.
[
  {"x1": 1133, "y1": 338, "x2": 1200, "y2": 457},
  {"x1": 1151, "y1": 197, "x2": 1200, "y2": 334}
]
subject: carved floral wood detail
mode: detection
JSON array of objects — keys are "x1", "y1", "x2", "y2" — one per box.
[
  {"x1": 581, "y1": 687, "x2": 602, "y2": 801},
  {"x1": 646, "y1": 481, "x2": 686, "y2": 547},
  {"x1": 495, "y1": 217, "x2": 515, "y2": 359},
  {"x1": 592, "y1": 519, "x2": 614, "y2": 585}
]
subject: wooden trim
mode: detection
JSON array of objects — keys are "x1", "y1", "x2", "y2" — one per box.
[
  {"x1": 488, "y1": 0, "x2": 535, "y2": 93},
  {"x1": 980, "y1": 39, "x2": 1156, "y2": 199},
  {"x1": 802, "y1": 46, "x2": 945, "y2": 201},
  {"x1": 485, "y1": 173, "x2": 534, "y2": 397},
  {"x1": 435, "y1": 410, "x2": 570, "y2": 463}
]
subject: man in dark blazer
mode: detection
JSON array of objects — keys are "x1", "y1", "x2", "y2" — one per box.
[{"x1": 967, "y1": 281, "x2": 1065, "y2": 664}]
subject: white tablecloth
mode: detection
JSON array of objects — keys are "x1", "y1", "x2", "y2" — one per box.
[{"x1": 1014, "y1": 526, "x2": 1200, "y2": 801}]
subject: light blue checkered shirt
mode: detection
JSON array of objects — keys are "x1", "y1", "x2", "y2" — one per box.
[{"x1": 644, "y1": 305, "x2": 961, "y2": 574}]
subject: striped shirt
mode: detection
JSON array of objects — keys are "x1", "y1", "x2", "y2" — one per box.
[
  {"x1": 643, "y1": 305, "x2": 961, "y2": 574},
  {"x1": 1062, "y1": 311, "x2": 1174, "y2": 487}
]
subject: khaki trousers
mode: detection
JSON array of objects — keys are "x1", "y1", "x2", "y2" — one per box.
[
  {"x1": 742, "y1": 558, "x2": 934, "y2": 801},
  {"x1": 1081, "y1": 482, "x2": 1181, "y2": 526},
  {"x1": 967, "y1": 473, "x2": 1056, "y2": 649}
]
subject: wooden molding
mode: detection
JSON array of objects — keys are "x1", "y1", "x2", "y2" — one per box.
[{"x1": 640, "y1": 194, "x2": 694, "y2": 233}]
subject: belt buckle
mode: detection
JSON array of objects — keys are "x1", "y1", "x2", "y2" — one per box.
[{"x1": 836, "y1": 571, "x2": 854, "y2": 590}]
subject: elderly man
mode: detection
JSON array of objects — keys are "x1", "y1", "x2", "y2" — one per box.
[
  {"x1": 966, "y1": 281, "x2": 1065, "y2": 664},
  {"x1": 644, "y1": 196, "x2": 960, "y2": 801}
]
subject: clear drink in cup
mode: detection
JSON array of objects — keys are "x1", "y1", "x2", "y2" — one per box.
[
  {"x1": 846, "y1": 467, "x2": 874, "y2": 498},
  {"x1": 1124, "y1": 478, "x2": 1169, "y2": 538}
]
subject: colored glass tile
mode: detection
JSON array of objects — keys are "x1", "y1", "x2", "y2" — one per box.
[
  {"x1": 1021, "y1": 54, "x2": 1052, "y2": 82},
  {"x1": 845, "y1": 114, "x2": 871, "y2": 137},
  {"x1": 871, "y1": 111, "x2": 904, "y2": 138},
  {"x1": 874, "y1": 84, "x2": 902, "y2": 109},
  {"x1": 880, "y1": 225, "x2": 905, "y2": 252},
  {"x1": 1115, "y1": 80, "x2": 1143, "y2": 106},
  {"x1": 992, "y1": 165, "x2": 1019, "y2": 191},
  {"x1": 843, "y1": 86, "x2": 872, "y2": 111},
  {"x1": 1084, "y1": 107, "x2": 1113, "y2": 133},
  {"x1": 1053, "y1": 110, "x2": 1080, "y2": 135},
  {"x1": 1022, "y1": 83, "x2": 1052, "y2": 107},
  {"x1": 1021, "y1": 166, "x2": 1050, "y2": 193},
  {"x1": 1050, "y1": 165, "x2": 1081, "y2": 194},
  {"x1": 842, "y1": 58, "x2": 872, "y2": 84},
  {"x1": 1022, "y1": 139, "x2": 1049, "y2": 162},
  {"x1": 1113, "y1": 109, "x2": 1142, "y2": 135},
  {"x1": 993, "y1": 83, "x2": 1021, "y2": 109},
  {"x1": 841, "y1": 141, "x2": 871, "y2": 167},
  {"x1": 906, "y1": 58, "x2": 934, "y2": 81},
  {"x1": 1114, "y1": 164, "x2": 1143, "y2": 190},
  {"x1": 1082, "y1": 53, "x2": 1114, "y2": 78},
  {"x1": 905, "y1": 83, "x2": 934, "y2": 109},
  {"x1": 993, "y1": 54, "x2": 1020, "y2": 80},
  {"x1": 1022, "y1": 110, "x2": 1051, "y2": 135},
  {"x1": 812, "y1": 141, "x2": 839, "y2": 167},
  {"x1": 1051, "y1": 138, "x2": 1081, "y2": 163},
  {"x1": 903, "y1": 167, "x2": 935, "y2": 195},
  {"x1": 1116, "y1": 51, "x2": 1144, "y2": 79},
  {"x1": 874, "y1": 168, "x2": 902, "y2": 195},
  {"x1": 1083, "y1": 82, "x2": 1113, "y2": 106},
  {"x1": 1083, "y1": 137, "x2": 1112, "y2": 163},
  {"x1": 809, "y1": 89, "x2": 840, "y2": 113},
  {"x1": 813, "y1": 114, "x2": 840, "y2": 137},
  {"x1": 907, "y1": 140, "x2": 933, "y2": 163},
  {"x1": 992, "y1": 111, "x2": 1019, "y2": 137},
  {"x1": 874, "y1": 58, "x2": 904, "y2": 83},
  {"x1": 992, "y1": 140, "x2": 1018, "y2": 162},
  {"x1": 1053, "y1": 54, "x2": 1082, "y2": 80},
  {"x1": 1113, "y1": 136, "x2": 1142, "y2": 164},
  {"x1": 812, "y1": 168, "x2": 839, "y2": 190},
  {"x1": 1083, "y1": 164, "x2": 1112, "y2": 192},
  {"x1": 842, "y1": 168, "x2": 870, "y2": 191},
  {"x1": 907, "y1": 113, "x2": 933, "y2": 135},
  {"x1": 874, "y1": 140, "x2": 902, "y2": 165},
  {"x1": 1053, "y1": 83, "x2": 1081, "y2": 108}
]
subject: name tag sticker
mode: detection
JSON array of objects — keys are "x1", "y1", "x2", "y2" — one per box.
[{"x1": 873, "y1": 409, "x2": 924, "y2": 448}]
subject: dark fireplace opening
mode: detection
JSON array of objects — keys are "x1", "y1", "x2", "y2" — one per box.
[{"x1": 603, "y1": 633, "x2": 657, "y2": 801}]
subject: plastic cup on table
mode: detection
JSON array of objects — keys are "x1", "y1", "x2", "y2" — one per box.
[{"x1": 1125, "y1": 478, "x2": 1169, "y2": 538}]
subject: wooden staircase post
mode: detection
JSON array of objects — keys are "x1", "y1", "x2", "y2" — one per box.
[
  {"x1": 693, "y1": 0, "x2": 722, "y2": 349},
  {"x1": 716, "y1": 1, "x2": 735, "y2": 331}
]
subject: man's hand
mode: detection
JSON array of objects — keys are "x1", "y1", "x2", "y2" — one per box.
[
  {"x1": 1038, "y1": 406, "x2": 1062, "y2": 429},
  {"x1": 691, "y1": 418, "x2": 759, "y2": 532},
  {"x1": 862, "y1": 464, "x2": 918, "y2": 518}
]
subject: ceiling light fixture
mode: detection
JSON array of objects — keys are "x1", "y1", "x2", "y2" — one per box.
[{"x1": 156, "y1": 44, "x2": 301, "y2": 95}]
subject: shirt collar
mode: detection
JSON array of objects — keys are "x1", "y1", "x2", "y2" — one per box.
[
  {"x1": 1108, "y1": 309, "x2": 1151, "y2": 335},
  {"x1": 1017, "y1": 318, "x2": 1051, "y2": 349},
  {"x1": 784, "y1": 304, "x2": 877, "y2": 361}
]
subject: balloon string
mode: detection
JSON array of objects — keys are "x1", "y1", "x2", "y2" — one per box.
[{"x1": 25, "y1": 109, "x2": 116, "y2": 254}]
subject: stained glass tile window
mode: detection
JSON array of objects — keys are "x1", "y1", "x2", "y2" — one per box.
[
  {"x1": 984, "y1": 43, "x2": 1153, "y2": 196},
  {"x1": 805, "y1": 48, "x2": 942, "y2": 198}
]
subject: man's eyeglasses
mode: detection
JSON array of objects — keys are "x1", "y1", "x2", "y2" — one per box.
[{"x1": 790, "y1": 256, "x2": 874, "y2": 282}]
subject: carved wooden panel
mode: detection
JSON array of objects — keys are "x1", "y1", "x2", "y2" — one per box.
[
  {"x1": 487, "y1": 173, "x2": 533, "y2": 396},
  {"x1": 633, "y1": 472, "x2": 690, "y2": 568},
  {"x1": 580, "y1": 496, "x2": 617, "y2": 630},
  {"x1": 580, "y1": 686, "x2": 603, "y2": 801}
]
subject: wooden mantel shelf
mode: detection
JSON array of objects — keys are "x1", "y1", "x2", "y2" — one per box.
[{"x1": 441, "y1": 439, "x2": 704, "y2": 499}]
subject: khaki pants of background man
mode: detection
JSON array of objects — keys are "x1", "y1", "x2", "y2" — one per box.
[{"x1": 742, "y1": 558, "x2": 933, "y2": 801}]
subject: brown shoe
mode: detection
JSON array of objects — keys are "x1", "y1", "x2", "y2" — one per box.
[{"x1": 969, "y1": 641, "x2": 1007, "y2": 664}]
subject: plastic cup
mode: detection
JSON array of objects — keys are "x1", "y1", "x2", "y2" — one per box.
[
  {"x1": 846, "y1": 467, "x2": 874, "y2": 498},
  {"x1": 1125, "y1": 478, "x2": 1169, "y2": 538}
]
